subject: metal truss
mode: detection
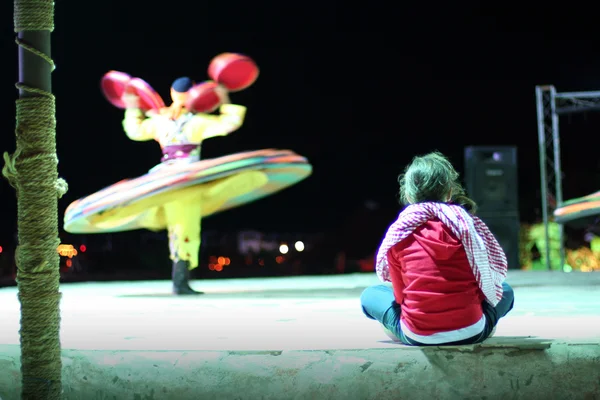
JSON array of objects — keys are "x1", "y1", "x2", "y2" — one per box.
[{"x1": 535, "y1": 86, "x2": 600, "y2": 271}]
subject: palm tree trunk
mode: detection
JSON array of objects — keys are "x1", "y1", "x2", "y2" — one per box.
[{"x1": 3, "y1": 0, "x2": 66, "y2": 398}]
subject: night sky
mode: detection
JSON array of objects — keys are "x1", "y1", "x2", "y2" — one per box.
[{"x1": 2, "y1": 3, "x2": 600, "y2": 246}]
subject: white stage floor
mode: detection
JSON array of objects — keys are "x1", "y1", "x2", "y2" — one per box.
[{"x1": 0, "y1": 272, "x2": 598, "y2": 352}]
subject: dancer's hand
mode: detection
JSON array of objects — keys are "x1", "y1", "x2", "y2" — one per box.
[
  {"x1": 215, "y1": 85, "x2": 231, "y2": 105},
  {"x1": 123, "y1": 93, "x2": 140, "y2": 109}
]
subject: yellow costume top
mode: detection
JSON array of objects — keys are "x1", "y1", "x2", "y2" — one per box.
[{"x1": 122, "y1": 103, "x2": 247, "y2": 163}]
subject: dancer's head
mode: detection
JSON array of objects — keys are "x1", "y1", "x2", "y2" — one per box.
[
  {"x1": 166, "y1": 77, "x2": 194, "y2": 120},
  {"x1": 170, "y1": 77, "x2": 194, "y2": 105},
  {"x1": 398, "y1": 151, "x2": 477, "y2": 213}
]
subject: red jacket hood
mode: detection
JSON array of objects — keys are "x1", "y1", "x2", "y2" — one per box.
[{"x1": 412, "y1": 220, "x2": 463, "y2": 261}]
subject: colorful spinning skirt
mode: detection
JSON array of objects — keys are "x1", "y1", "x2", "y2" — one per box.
[
  {"x1": 64, "y1": 149, "x2": 312, "y2": 234},
  {"x1": 554, "y1": 190, "x2": 600, "y2": 227}
]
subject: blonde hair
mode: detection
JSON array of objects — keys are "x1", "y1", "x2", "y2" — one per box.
[{"x1": 398, "y1": 151, "x2": 477, "y2": 214}]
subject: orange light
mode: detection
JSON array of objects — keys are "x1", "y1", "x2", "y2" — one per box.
[
  {"x1": 65, "y1": 259, "x2": 72, "y2": 268},
  {"x1": 57, "y1": 244, "x2": 77, "y2": 258},
  {"x1": 79, "y1": 244, "x2": 87, "y2": 252},
  {"x1": 217, "y1": 256, "x2": 225, "y2": 265},
  {"x1": 214, "y1": 264, "x2": 223, "y2": 272}
]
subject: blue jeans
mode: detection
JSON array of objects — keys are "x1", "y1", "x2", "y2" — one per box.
[{"x1": 360, "y1": 282, "x2": 514, "y2": 346}]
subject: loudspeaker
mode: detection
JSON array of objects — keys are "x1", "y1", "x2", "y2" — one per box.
[
  {"x1": 464, "y1": 146, "x2": 521, "y2": 269},
  {"x1": 476, "y1": 214, "x2": 521, "y2": 269},
  {"x1": 464, "y1": 146, "x2": 518, "y2": 213}
]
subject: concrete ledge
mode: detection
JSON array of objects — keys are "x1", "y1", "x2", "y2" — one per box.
[
  {"x1": 1, "y1": 272, "x2": 599, "y2": 399},
  {"x1": 1, "y1": 338, "x2": 599, "y2": 400}
]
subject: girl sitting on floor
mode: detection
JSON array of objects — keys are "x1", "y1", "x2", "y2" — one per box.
[{"x1": 361, "y1": 152, "x2": 514, "y2": 346}]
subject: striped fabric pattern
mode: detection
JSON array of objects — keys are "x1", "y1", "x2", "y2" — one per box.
[
  {"x1": 63, "y1": 149, "x2": 311, "y2": 234},
  {"x1": 375, "y1": 202, "x2": 508, "y2": 306}
]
